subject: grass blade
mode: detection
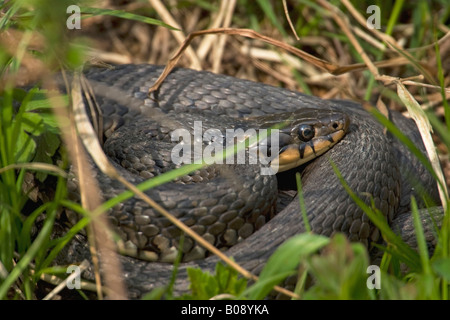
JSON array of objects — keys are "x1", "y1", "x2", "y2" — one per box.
[
  {"x1": 329, "y1": 159, "x2": 421, "y2": 271},
  {"x1": 411, "y1": 196, "x2": 431, "y2": 275},
  {"x1": 245, "y1": 233, "x2": 329, "y2": 299},
  {"x1": 80, "y1": 7, "x2": 179, "y2": 30}
]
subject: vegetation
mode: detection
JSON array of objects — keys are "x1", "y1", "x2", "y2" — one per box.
[{"x1": 0, "y1": 0, "x2": 449, "y2": 300}]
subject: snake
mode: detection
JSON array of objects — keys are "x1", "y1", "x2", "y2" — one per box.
[{"x1": 58, "y1": 64, "x2": 440, "y2": 299}]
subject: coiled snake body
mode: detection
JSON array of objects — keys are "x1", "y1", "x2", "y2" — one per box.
[{"x1": 61, "y1": 64, "x2": 439, "y2": 298}]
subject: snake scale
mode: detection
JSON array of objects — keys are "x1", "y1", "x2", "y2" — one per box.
[{"x1": 58, "y1": 64, "x2": 440, "y2": 298}]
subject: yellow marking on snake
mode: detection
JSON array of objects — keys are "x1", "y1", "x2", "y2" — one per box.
[{"x1": 271, "y1": 129, "x2": 346, "y2": 172}]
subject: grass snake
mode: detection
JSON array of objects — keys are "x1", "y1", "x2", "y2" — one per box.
[{"x1": 58, "y1": 64, "x2": 440, "y2": 298}]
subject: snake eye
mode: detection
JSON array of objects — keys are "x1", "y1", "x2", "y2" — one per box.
[{"x1": 298, "y1": 124, "x2": 314, "y2": 141}]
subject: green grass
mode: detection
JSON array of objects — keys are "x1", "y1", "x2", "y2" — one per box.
[
  {"x1": 0, "y1": 0, "x2": 449, "y2": 300},
  {"x1": 0, "y1": 86, "x2": 64, "y2": 299}
]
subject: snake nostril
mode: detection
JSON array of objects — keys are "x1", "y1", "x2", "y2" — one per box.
[{"x1": 332, "y1": 122, "x2": 339, "y2": 130}]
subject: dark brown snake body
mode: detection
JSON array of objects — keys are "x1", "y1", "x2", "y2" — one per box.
[{"x1": 59, "y1": 64, "x2": 440, "y2": 298}]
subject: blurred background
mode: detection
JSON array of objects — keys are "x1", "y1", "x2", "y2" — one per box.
[{"x1": 0, "y1": 0, "x2": 449, "y2": 300}]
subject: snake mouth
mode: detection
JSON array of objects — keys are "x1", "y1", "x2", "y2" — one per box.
[{"x1": 270, "y1": 113, "x2": 350, "y2": 172}]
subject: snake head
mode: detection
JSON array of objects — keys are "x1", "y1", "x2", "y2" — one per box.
[{"x1": 269, "y1": 109, "x2": 350, "y2": 172}]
